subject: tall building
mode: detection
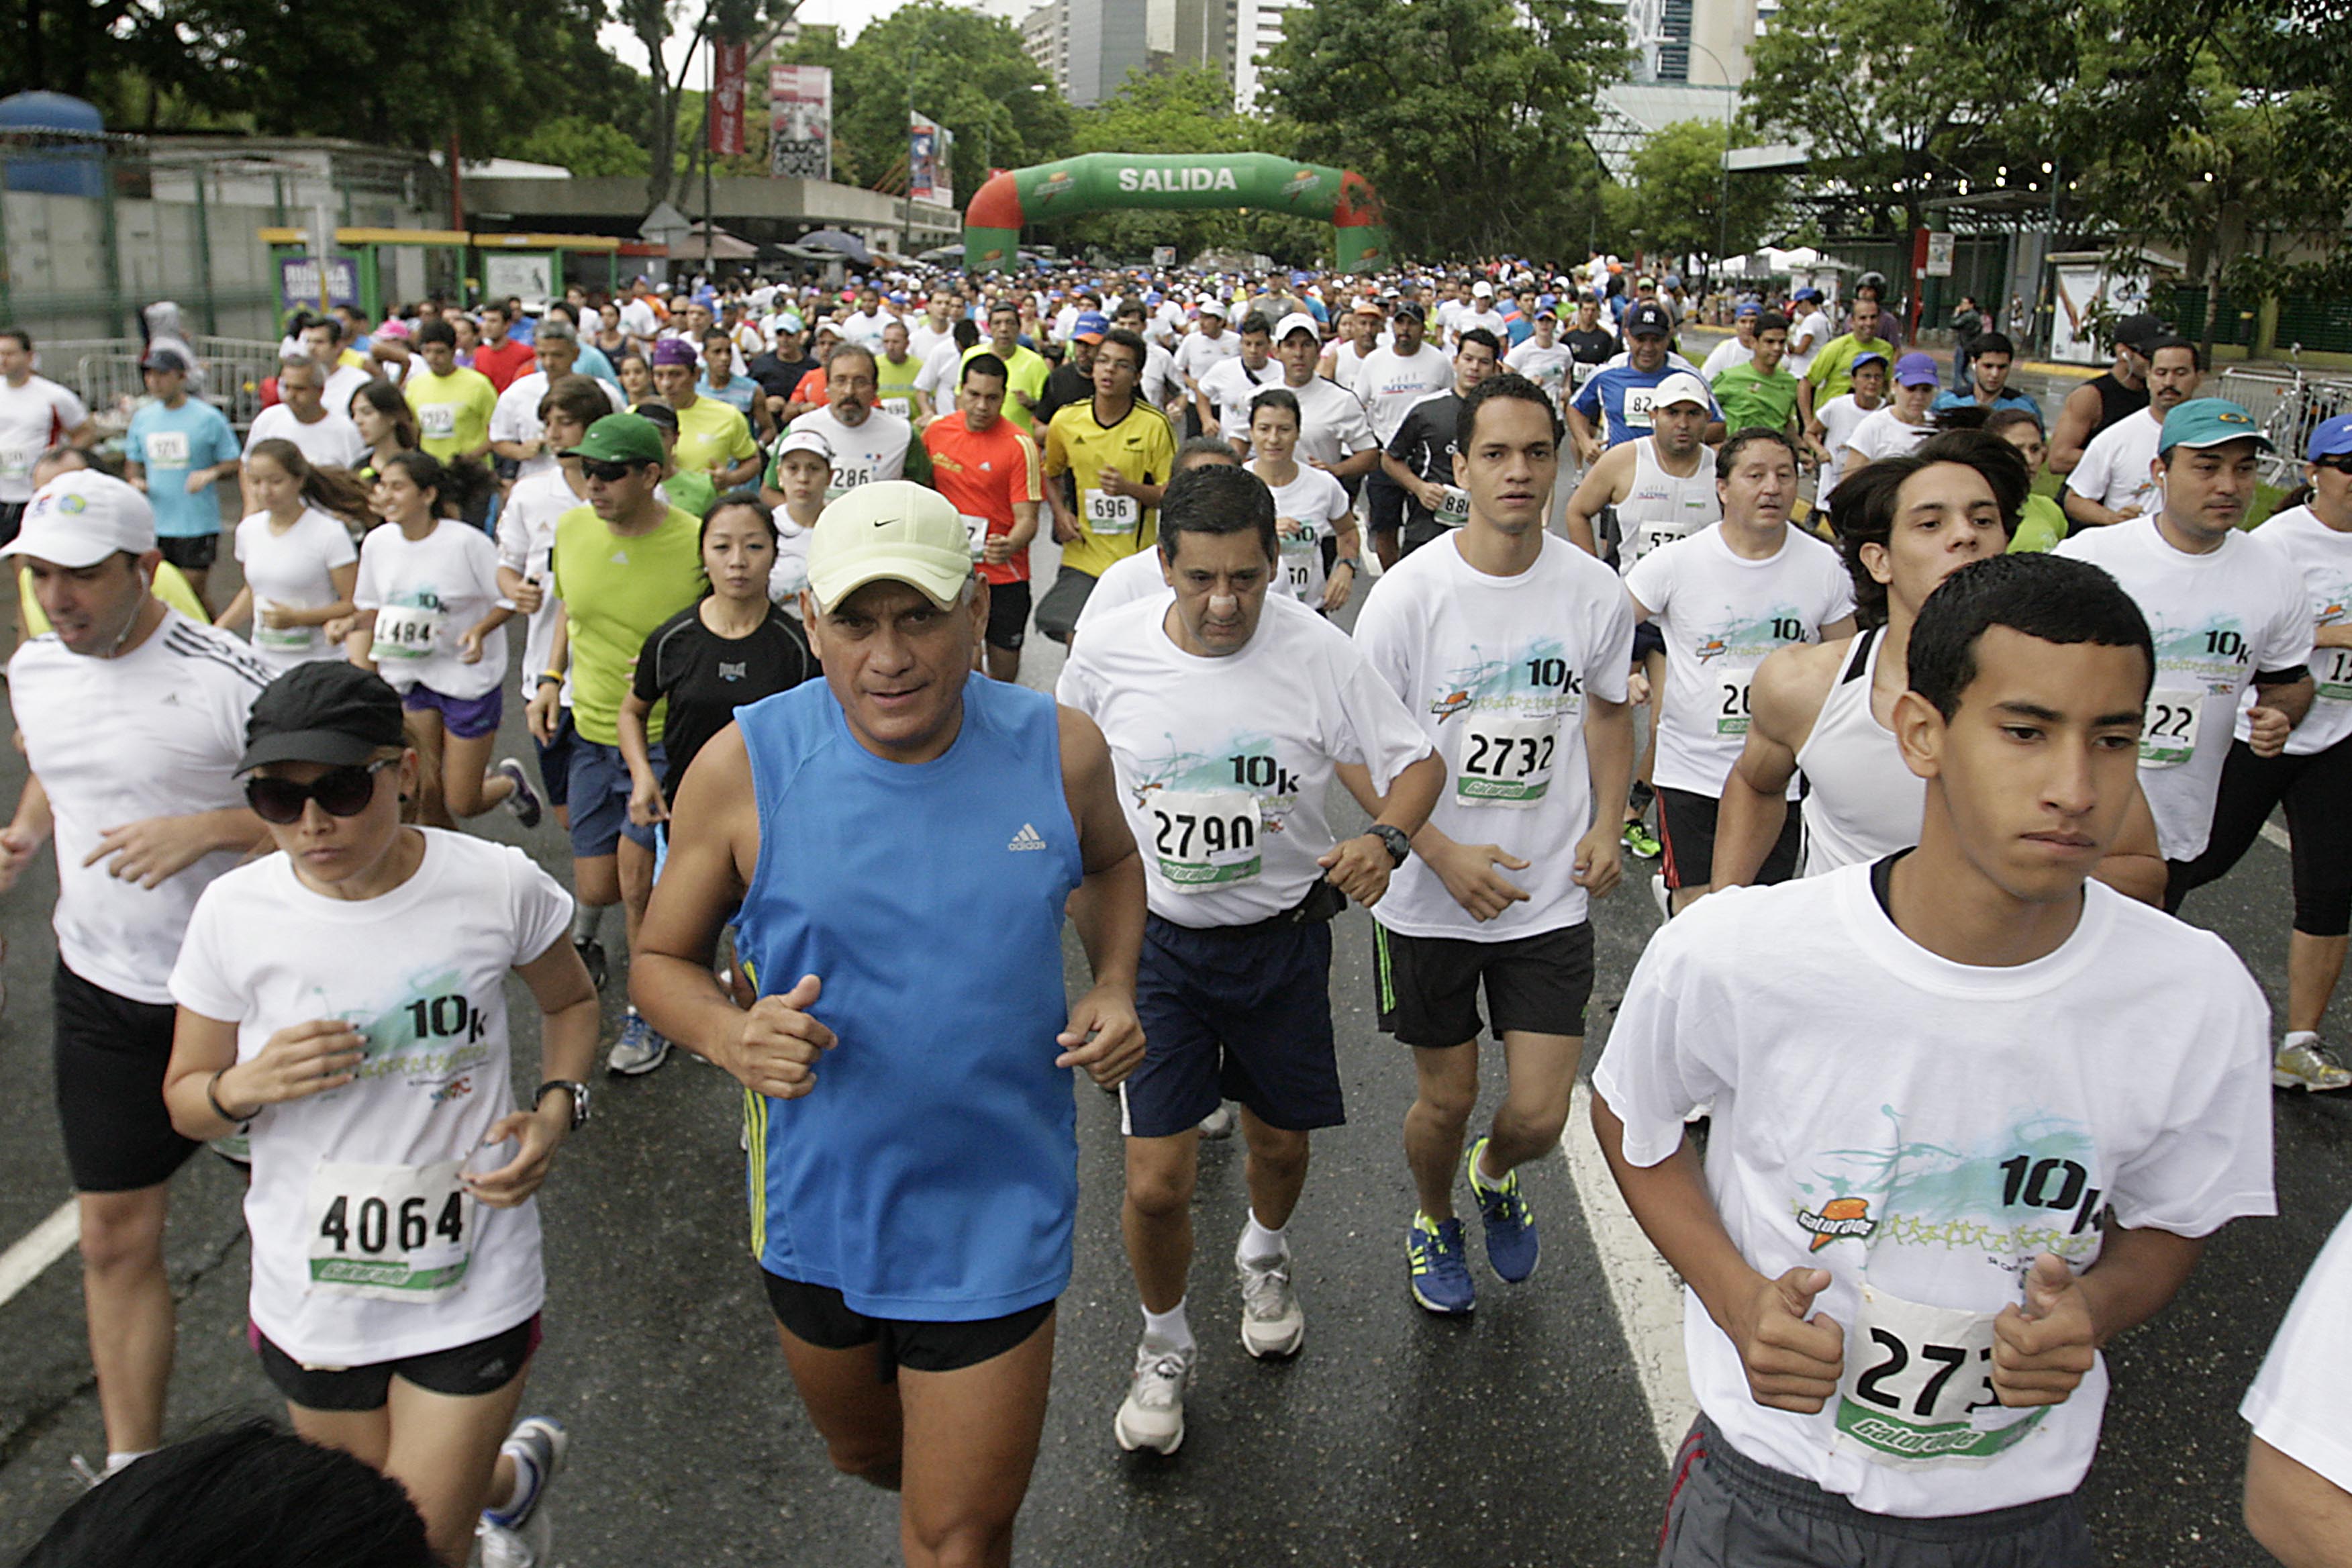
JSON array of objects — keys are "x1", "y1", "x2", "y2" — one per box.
[
  {"x1": 1032, "y1": 0, "x2": 1235, "y2": 108},
  {"x1": 1622, "y1": 0, "x2": 1768, "y2": 84},
  {"x1": 1021, "y1": 0, "x2": 1071, "y2": 99},
  {"x1": 1231, "y1": 0, "x2": 1300, "y2": 113}
]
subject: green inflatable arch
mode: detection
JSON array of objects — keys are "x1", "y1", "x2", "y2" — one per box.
[{"x1": 963, "y1": 152, "x2": 1389, "y2": 274}]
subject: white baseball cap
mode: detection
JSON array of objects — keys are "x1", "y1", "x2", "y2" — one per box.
[
  {"x1": 4, "y1": 471, "x2": 156, "y2": 568},
  {"x1": 1471, "y1": 280, "x2": 1495, "y2": 298},
  {"x1": 771, "y1": 428, "x2": 835, "y2": 464},
  {"x1": 1273, "y1": 311, "x2": 1321, "y2": 343},
  {"x1": 1197, "y1": 297, "x2": 1227, "y2": 318},
  {"x1": 807, "y1": 481, "x2": 973, "y2": 611},
  {"x1": 1651, "y1": 371, "x2": 1713, "y2": 411}
]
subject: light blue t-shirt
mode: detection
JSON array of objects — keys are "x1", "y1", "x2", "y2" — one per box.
[
  {"x1": 127, "y1": 398, "x2": 240, "y2": 539},
  {"x1": 1931, "y1": 388, "x2": 2043, "y2": 422},
  {"x1": 701, "y1": 375, "x2": 762, "y2": 419},
  {"x1": 574, "y1": 342, "x2": 620, "y2": 390}
]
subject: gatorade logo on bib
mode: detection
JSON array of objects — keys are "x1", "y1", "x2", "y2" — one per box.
[
  {"x1": 1622, "y1": 387, "x2": 1658, "y2": 430},
  {"x1": 144, "y1": 430, "x2": 192, "y2": 466}
]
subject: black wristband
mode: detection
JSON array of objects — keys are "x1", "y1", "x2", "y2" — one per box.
[{"x1": 205, "y1": 1069, "x2": 253, "y2": 1126}]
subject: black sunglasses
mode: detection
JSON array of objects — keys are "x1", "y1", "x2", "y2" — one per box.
[
  {"x1": 2316, "y1": 456, "x2": 2352, "y2": 475},
  {"x1": 581, "y1": 458, "x2": 646, "y2": 483},
  {"x1": 246, "y1": 759, "x2": 396, "y2": 825}
]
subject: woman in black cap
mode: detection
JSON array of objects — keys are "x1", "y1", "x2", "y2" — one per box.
[{"x1": 161, "y1": 661, "x2": 599, "y2": 1568}]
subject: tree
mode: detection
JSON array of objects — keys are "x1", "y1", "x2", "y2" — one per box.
[
  {"x1": 1261, "y1": 0, "x2": 1626, "y2": 260},
  {"x1": 622, "y1": 0, "x2": 800, "y2": 209},
  {"x1": 516, "y1": 116, "x2": 653, "y2": 179},
  {"x1": 1608, "y1": 119, "x2": 1782, "y2": 285}
]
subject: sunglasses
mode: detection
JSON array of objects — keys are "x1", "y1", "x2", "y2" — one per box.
[
  {"x1": 2316, "y1": 456, "x2": 2352, "y2": 475},
  {"x1": 581, "y1": 458, "x2": 646, "y2": 483},
  {"x1": 245, "y1": 759, "x2": 395, "y2": 825}
]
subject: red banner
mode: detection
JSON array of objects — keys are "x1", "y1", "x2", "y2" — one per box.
[{"x1": 710, "y1": 42, "x2": 748, "y2": 156}]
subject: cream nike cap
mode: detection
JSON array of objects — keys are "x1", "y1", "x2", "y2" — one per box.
[{"x1": 806, "y1": 481, "x2": 973, "y2": 611}]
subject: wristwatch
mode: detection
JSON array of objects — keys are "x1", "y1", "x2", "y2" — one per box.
[
  {"x1": 1367, "y1": 823, "x2": 1411, "y2": 867},
  {"x1": 1334, "y1": 556, "x2": 1361, "y2": 575},
  {"x1": 535, "y1": 1079, "x2": 591, "y2": 1130}
]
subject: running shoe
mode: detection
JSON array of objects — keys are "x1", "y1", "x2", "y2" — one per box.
[
  {"x1": 1467, "y1": 1136, "x2": 1538, "y2": 1283},
  {"x1": 1197, "y1": 1102, "x2": 1237, "y2": 1140},
  {"x1": 491, "y1": 758, "x2": 542, "y2": 829},
  {"x1": 606, "y1": 1011, "x2": 672, "y2": 1076},
  {"x1": 1621, "y1": 820, "x2": 1661, "y2": 860},
  {"x1": 1650, "y1": 873, "x2": 1672, "y2": 921},
  {"x1": 2273, "y1": 1038, "x2": 2352, "y2": 1092},
  {"x1": 1235, "y1": 1240, "x2": 1306, "y2": 1358},
  {"x1": 1406, "y1": 1212, "x2": 1475, "y2": 1316},
  {"x1": 1114, "y1": 1340, "x2": 1196, "y2": 1454},
  {"x1": 573, "y1": 937, "x2": 608, "y2": 991},
  {"x1": 478, "y1": 1416, "x2": 567, "y2": 1568}
]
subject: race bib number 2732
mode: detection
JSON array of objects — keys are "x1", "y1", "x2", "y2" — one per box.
[{"x1": 1833, "y1": 1281, "x2": 2045, "y2": 1468}]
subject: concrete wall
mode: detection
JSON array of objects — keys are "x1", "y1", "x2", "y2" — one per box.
[{"x1": 3, "y1": 189, "x2": 282, "y2": 341}]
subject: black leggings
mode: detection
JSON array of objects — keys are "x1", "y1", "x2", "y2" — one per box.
[{"x1": 2169, "y1": 735, "x2": 2352, "y2": 935}]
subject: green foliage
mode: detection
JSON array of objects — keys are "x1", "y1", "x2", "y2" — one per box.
[
  {"x1": 1608, "y1": 118, "x2": 1781, "y2": 276},
  {"x1": 1262, "y1": 0, "x2": 1627, "y2": 260},
  {"x1": 516, "y1": 116, "x2": 652, "y2": 179}
]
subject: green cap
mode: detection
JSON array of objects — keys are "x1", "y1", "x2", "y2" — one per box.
[
  {"x1": 559, "y1": 412, "x2": 666, "y2": 465},
  {"x1": 2158, "y1": 397, "x2": 2272, "y2": 456}
]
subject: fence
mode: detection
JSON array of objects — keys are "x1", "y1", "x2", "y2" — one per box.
[
  {"x1": 2214, "y1": 364, "x2": 2352, "y2": 486},
  {"x1": 32, "y1": 335, "x2": 283, "y2": 438}
]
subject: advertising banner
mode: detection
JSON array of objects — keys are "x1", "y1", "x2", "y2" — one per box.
[
  {"x1": 909, "y1": 114, "x2": 952, "y2": 207},
  {"x1": 710, "y1": 42, "x2": 748, "y2": 156},
  {"x1": 769, "y1": 65, "x2": 832, "y2": 181}
]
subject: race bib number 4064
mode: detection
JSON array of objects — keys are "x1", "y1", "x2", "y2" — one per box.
[
  {"x1": 1149, "y1": 788, "x2": 1261, "y2": 889},
  {"x1": 306, "y1": 1158, "x2": 475, "y2": 1302},
  {"x1": 1833, "y1": 1281, "x2": 2045, "y2": 1468}
]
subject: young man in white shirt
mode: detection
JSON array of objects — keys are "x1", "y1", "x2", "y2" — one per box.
[
  {"x1": 2061, "y1": 339, "x2": 2202, "y2": 530},
  {"x1": 1172, "y1": 299, "x2": 1240, "y2": 430},
  {"x1": 1057, "y1": 464, "x2": 1442, "y2": 1457},
  {"x1": 1596, "y1": 548, "x2": 2275, "y2": 1567},
  {"x1": 1353, "y1": 375, "x2": 1633, "y2": 1316},
  {"x1": 1193, "y1": 313, "x2": 1278, "y2": 446},
  {"x1": 2243, "y1": 1201, "x2": 2352, "y2": 1561},
  {"x1": 0, "y1": 331, "x2": 95, "y2": 542},
  {"x1": 1627, "y1": 428, "x2": 1858, "y2": 913},
  {"x1": 1355, "y1": 303, "x2": 1455, "y2": 568},
  {"x1": 1784, "y1": 289, "x2": 1833, "y2": 378},
  {"x1": 1269, "y1": 313, "x2": 1378, "y2": 480}
]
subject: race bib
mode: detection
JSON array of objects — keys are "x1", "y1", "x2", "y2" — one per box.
[
  {"x1": 1621, "y1": 387, "x2": 1658, "y2": 431},
  {"x1": 2316, "y1": 647, "x2": 2352, "y2": 703},
  {"x1": 370, "y1": 601, "x2": 443, "y2": 662},
  {"x1": 1628, "y1": 516, "x2": 1696, "y2": 565},
  {"x1": 960, "y1": 512, "x2": 993, "y2": 561},
  {"x1": 305, "y1": 1158, "x2": 475, "y2": 1302},
  {"x1": 144, "y1": 429, "x2": 191, "y2": 467},
  {"x1": 1456, "y1": 714, "x2": 1560, "y2": 807},
  {"x1": 2139, "y1": 684, "x2": 2202, "y2": 768},
  {"x1": 253, "y1": 603, "x2": 319, "y2": 653},
  {"x1": 1148, "y1": 788, "x2": 1261, "y2": 890},
  {"x1": 1279, "y1": 525, "x2": 1322, "y2": 603},
  {"x1": 1084, "y1": 489, "x2": 1140, "y2": 536},
  {"x1": 1833, "y1": 1281, "x2": 2045, "y2": 1467},
  {"x1": 881, "y1": 395, "x2": 911, "y2": 419},
  {"x1": 1434, "y1": 485, "x2": 1471, "y2": 528},
  {"x1": 1715, "y1": 669, "x2": 1757, "y2": 736},
  {"x1": 0, "y1": 446, "x2": 34, "y2": 483},
  {"x1": 417, "y1": 403, "x2": 458, "y2": 440}
]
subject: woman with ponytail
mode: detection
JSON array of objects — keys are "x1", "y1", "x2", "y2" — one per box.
[{"x1": 216, "y1": 438, "x2": 366, "y2": 671}]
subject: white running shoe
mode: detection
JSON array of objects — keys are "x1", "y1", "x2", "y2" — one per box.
[
  {"x1": 1236, "y1": 1244, "x2": 1305, "y2": 1359},
  {"x1": 2273, "y1": 1038, "x2": 2352, "y2": 1092},
  {"x1": 1114, "y1": 1340, "x2": 1196, "y2": 1454},
  {"x1": 477, "y1": 1416, "x2": 567, "y2": 1568},
  {"x1": 1197, "y1": 1103, "x2": 1237, "y2": 1140}
]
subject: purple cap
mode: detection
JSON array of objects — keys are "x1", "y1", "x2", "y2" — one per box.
[
  {"x1": 1893, "y1": 351, "x2": 1940, "y2": 388},
  {"x1": 650, "y1": 337, "x2": 699, "y2": 369}
]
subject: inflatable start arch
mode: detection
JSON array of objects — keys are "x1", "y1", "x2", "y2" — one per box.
[{"x1": 963, "y1": 152, "x2": 1389, "y2": 274}]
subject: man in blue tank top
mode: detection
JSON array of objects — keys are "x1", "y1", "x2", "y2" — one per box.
[{"x1": 632, "y1": 480, "x2": 1145, "y2": 1568}]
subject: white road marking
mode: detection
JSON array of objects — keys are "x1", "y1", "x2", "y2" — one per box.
[
  {"x1": 2263, "y1": 822, "x2": 2291, "y2": 853},
  {"x1": 0, "y1": 1199, "x2": 79, "y2": 1309},
  {"x1": 1562, "y1": 1083, "x2": 1696, "y2": 1466}
]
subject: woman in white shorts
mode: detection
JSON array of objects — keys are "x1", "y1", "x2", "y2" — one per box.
[{"x1": 163, "y1": 660, "x2": 599, "y2": 1567}]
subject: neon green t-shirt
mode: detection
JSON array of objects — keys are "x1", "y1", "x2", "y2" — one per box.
[
  {"x1": 1804, "y1": 334, "x2": 1896, "y2": 407},
  {"x1": 2008, "y1": 493, "x2": 2067, "y2": 554},
  {"x1": 1711, "y1": 362, "x2": 1802, "y2": 436},
  {"x1": 403, "y1": 367, "x2": 497, "y2": 460},
  {"x1": 874, "y1": 353, "x2": 924, "y2": 422},
  {"x1": 550, "y1": 504, "x2": 707, "y2": 746},
  {"x1": 671, "y1": 395, "x2": 758, "y2": 478}
]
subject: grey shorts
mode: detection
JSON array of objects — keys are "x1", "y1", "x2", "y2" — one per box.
[{"x1": 1657, "y1": 1416, "x2": 2094, "y2": 1568}]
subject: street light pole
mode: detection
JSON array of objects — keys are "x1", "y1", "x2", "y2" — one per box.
[
  {"x1": 901, "y1": 40, "x2": 919, "y2": 259},
  {"x1": 1683, "y1": 40, "x2": 1737, "y2": 311}
]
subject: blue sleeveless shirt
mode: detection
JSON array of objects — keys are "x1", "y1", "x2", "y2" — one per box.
[{"x1": 732, "y1": 673, "x2": 1085, "y2": 1319}]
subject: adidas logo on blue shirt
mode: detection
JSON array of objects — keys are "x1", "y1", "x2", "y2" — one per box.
[{"x1": 1008, "y1": 824, "x2": 1046, "y2": 852}]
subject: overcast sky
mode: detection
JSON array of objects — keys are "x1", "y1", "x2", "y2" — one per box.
[{"x1": 599, "y1": 0, "x2": 1025, "y2": 78}]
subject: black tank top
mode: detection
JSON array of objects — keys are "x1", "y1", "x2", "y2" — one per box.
[{"x1": 2086, "y1": 372, "x2": 2149, "y2": 440}]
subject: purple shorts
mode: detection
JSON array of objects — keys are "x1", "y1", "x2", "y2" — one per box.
[{"x1": 400, "y1": 683, "x2": 504, "y2": 740}]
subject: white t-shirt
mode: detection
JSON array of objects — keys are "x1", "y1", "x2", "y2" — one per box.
[
  {"x1": 769, "y1": 511, "x2": 816, "y2": 614},
  {"x1": 618, "y1": 297, "x2": 659, "y2": 341},
  {"x1": 907, "y1": 317, "x2": 955, "y2": 364},
  {"x1": 1276, "y1": 375, "x2": 1376, "y2": 471},
  {"x1": 234, "y1": 508, "x2": 360, "y2": 671},
  {"x1": 1138, "y1": 342, "x2": 1184, "y2": 411},
  {"x1": 1355, "y1": 532, "x2": 1634, "y2": 938},
  {"x1": 1196, "y1": 355, "x2": 1278, "y2": 434},
  {"x1": 1787, "y1": 309, "x2": 1834, "y2": 375},
  {"x1": 2068, "y1": 409, "x2": 2165, "y2": 518},
  {"x1": 169, "y1": 830, "x2": 573, "y2": 1365},
  {"x1": 1504, "y1": 341, "x2": 1575, "y2": 409},
  {"x1": 1596, "y1": 866, "x2": 2273, "y2": 1518},
  {"x1": 2243, "y1": 1200, "x2": 2352, "y2": 1495},
  {"x1": 352, "y1": 519, "x2": 510, "y2": 699},
  {"x1": 838, "y1": 309, "x2": 891, "y2": 350},
  {"x1": 1814, "y1": 394, "x2": 1883, "y2": 502},
  {"x1": 1700, "y1": 338, "x2": 1755, "y2": 381},
  {"x1": 497, "y1": 469, "x2": 586, "y2": 694},
  {"x1": 243, "y1": 405, "x2": 369, "y2": 472},
  {"x1": 489, "y1": 371, "x2": 620, "y2": 483},
  {"x1": 1259, "y1": 464, "x2": 1353, "y2": 605},
  {"x1": 1453, "y1": 307, "x2": 1508, "y2": 346},
  {"x1": 913, "y1": 338, "x2": 964, "y2": 405},
  {"x1": 0, "y1": 374, "x2": 90, "y2": 502},
  {"x1": 2056, "y1": 518, "x2": 2312, "y2": 859},
  {"x1": 785, "y1": 407, "x2": 916, "y2": 498},
  {"x1": 8, "y1": 610, "x2": 268, "y2": 1003},
  {"x1": 1354, "y1": 346, "x2": 1456, "y2": 446},
  {"x1": 1057, "y1": 595, "x2": 1434, "y2": 928},
  {"x1": 2245, "y1": 506, "x2": 2352, "y2": 754},
  {"x1": 322, "y1": 364, "x2": 376, "y2": 424},
  {"x1": 1625, "y1": 522, "x2": 1856, "y2": 799},
  {"x1": 1173, "y1": 328, "x2": 1241, "y2": 391},
  {"x1": 1071, "y1": 548, "x2": 1169, "y2": 638},
  {"x1": 1845, "y1": 406, "x2": 1937, "y2": 468}
]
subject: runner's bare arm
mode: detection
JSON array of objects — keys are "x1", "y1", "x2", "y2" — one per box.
[
  {"x1": 1324, "y1": 750, "x2": 1444, "y2": 906},
  {"x1": 526, "y1": 619, "x2": 569, "y2": 744},
  {"x1": 166, "y1": 1012, "x2": 364, "y2": 1138},
  {"x1": 2244, "y1": 1436, "x2": 2352, "y2": 1568},
  {"x1": 466, "y1": 934, "x2": 601, "y2": 1207},
  {"x1": 2090, "y1": 783, "x2": 2168, "y2": 906},
  {"x1": 1057, "y1": 706, "x2": 1146, "y2": 1087},
  {"x1": 0, "y1": 773, "x2": 50, "y2": 893},
  {"x1": 1991, "y1": 1228, "x2": 2203, "y2": 1407},
  {"x1": 2047, "y1": 383, "x2": 2104, "y2": 476},
  {"x1": 631, "y1": 726, "x2": 777, "y2": 1071},
  {"x1": 1592, "y1": 1089, "x2": 1847, "y2": 1413},
  {"x1": 1708, "y1": 642, "x2": 1822, "y2": 892},
  {"x1": 1575, "y1": 693, "x2": 1636, "y2": 900},
  {"x1": 1561, "y1": 444, "x2": 1633, "y2": 558}
]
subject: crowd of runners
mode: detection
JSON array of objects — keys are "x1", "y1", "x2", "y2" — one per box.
[{"x1": 3, "y1": 250, "x2": 2351, "y2": 1568}]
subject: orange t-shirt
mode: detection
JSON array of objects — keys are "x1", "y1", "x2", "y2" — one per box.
[
  {"x1": 923, "y1": 413, "x2": 1043, "y2": 585},
  {"x1": 790, "y1": 368, "x2": 828, "y2": 407}
]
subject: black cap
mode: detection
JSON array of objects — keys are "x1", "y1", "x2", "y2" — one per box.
[
  {"x1": 238, "y1": 662, "x2": 406, "y2": 775},
  {"x1": 630, "y1": 401, "x2": 681, "y2": 433},
  {"x1": 1626, "y1": 302, "x2": 1672, "y2": 337},
  {"x1": 140, "y1": 346, "x2": 192, "y2": 373},
  {"x1": 2112, "y1": 313, "x2": 2166, "y2": 352},
  {"x1": 1393, "y1": 301, "x2": 1428, "y2": 324}
]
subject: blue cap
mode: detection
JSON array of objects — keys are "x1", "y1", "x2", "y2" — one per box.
[
  {"x1": 2158, "y1": 397, "x2": 2272, "y2": 456},
  {"x1": 1662, "y1": 274, "x2": 1682, "y2": 290},
  {"x1": 888, "y1": 289, "x2": 910, "y2": 303},
  {"x1": 1852, "y1": 350, "x2": 1890, "y2": 371},
  {"x1": 1072, "y1": 310, "x2": 1110, "y2": 342},
  {"x1": 2307, "y1": 413, "x2": 2352, "y2": 462},
  {"x1": 1894, "y1": 351, "x2": 1941, "y2": 388},
  {"x1": 1794, "y1": 287, "x2": 1823, "y2": 303},
  {"x1": 1290, "y1": 270, "x2": 1310, "y2": 285},
  {"x1": 1735, "y1": 301, "x2": 1760, "y2": 318},
  {"x1": 1144, "y1": 291, "x2": 1163, "y2": 305}
]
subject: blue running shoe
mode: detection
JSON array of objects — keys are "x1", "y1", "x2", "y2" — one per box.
[
  {"x1": 1407, "y1": 1213, "x2": 1475, "y2": 1316},
  {"x1": 1468, "y1": 1136, "x2": 1538, "y2": 1282}
]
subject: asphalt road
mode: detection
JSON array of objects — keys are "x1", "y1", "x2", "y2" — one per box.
[{"x1": 1, "y1": 473, "x2": 2345, "y2": 1567}]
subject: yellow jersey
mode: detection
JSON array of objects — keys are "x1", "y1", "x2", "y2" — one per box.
[{"x1": 1042, "y1": 397, "x2": 1177, "y2": 579}]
